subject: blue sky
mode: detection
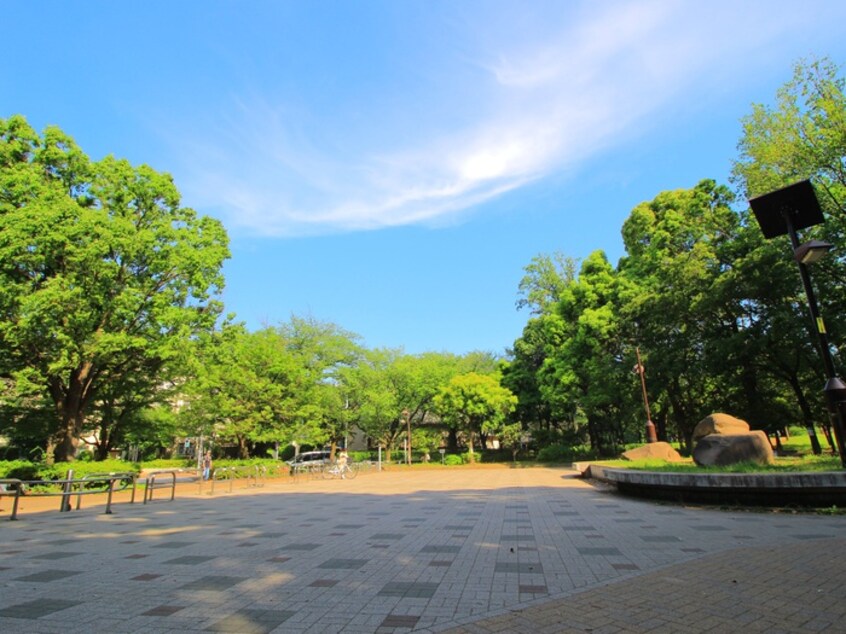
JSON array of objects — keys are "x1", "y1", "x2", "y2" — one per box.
[{"x1": 4, "y1": 1, "x2": 846, "y2": 355}]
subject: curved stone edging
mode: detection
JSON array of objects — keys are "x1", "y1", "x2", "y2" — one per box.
[{"x1": 582, "y1": 464, "x2": 846, "y2": 507}]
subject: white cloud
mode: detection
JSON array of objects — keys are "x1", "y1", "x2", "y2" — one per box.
[{"x1": 165, "y1": 0, "x2": 843, "y2": 237}]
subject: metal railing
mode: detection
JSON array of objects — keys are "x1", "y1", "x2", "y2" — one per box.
[
  {"x1": 0, "y1": 479, "x2": 24, "y2": 520},
  {"x1": 143, "y1": 471, "x2": 177, "y2": 504},
  {"x1": 1, "y1": 471, "x2": 139, "y2": 520}
]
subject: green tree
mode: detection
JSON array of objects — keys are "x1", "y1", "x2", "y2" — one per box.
[
  {"x1": 0, "y1": 115, "x2": 230, "y2": 462},
  {"x1": 433, "y1": 372, "x2": 517, "y2": 462}
]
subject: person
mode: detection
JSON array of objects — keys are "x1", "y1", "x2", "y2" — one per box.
[
  {"x1": 202, "y1": 451, "x2": 212, "y2": 480},
  {"x1": 337, "y1": 448, "x2": 349, "y2": 478}
]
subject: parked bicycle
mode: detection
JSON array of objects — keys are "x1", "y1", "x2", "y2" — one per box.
[{"x1": 323, "y1": 462, "x2": 357, "y2": 479}]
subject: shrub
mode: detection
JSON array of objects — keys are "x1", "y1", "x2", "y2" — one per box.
[
  {"x1": 141, "y1": 458, "x2": 194, "y2": 470},
  {"x1": 536, "y1": 444, "x2": 596, "y2": 463},
  {"x1": 442, "y1": 453, "x2": 466, "y2": 466},
  {"x1": 0, "y1": 460, "x2": 43, "y2": 480}
]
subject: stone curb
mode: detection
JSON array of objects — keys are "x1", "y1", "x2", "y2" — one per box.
[{"x1": 578, "y1": 463, "x2": 846, "y2": 506}]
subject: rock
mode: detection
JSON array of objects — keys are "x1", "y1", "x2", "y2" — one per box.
[
  {"x1": 692, "y1": 413, "x2": 750, "y2": 445},
  {"x1": 622, "y1": 442, "x2": 683, "y2": 462},
  {"x1": 692, "y1": 431, "x2": 775, "y2": 467}
]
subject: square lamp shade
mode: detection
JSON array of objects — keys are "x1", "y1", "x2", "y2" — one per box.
[{"x1": 748, "y1": 179, "x2": 824, "y2": 239}]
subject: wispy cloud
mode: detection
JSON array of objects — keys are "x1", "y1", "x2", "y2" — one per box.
[{"x1": 163, "y1": 0, "x2": 839, "y2": 237}]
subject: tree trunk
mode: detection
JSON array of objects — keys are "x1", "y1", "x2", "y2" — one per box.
[
  {"x1": 238, "y1": 435, "x2": 249, "y2": 459},
  {"x1": 54, "y1": 411, "x2": 81, "y2": 462},
  {"x1": 447, "y1": 427, "x2": 458, "y2": 451}
]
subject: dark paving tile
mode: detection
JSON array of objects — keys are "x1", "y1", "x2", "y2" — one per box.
[
  {"x1": 792, "y1": 534, "x2": 834, "y2": 540},
  {"x1": 152, "y1": 541, "x2": 194, "y2": 549},
  {"x1": 577, "y1": 547, "x2": 623, "y2": 556},
  {"x1": 420, "y1": 545, "x2": 460, "y2": 554},
  {"x1": 255, "y1": 532, "x2": 285, "y2": 539},
  {"x1": 164, "y1": 555, "x2": 216, "y2": 565},
  {"x1": 125, "y1": 554, "x2": 148, "y2": 559},
  {"x1": 494, "y1": 562, "x2": 543, "y2": 573},
  {"x1": 612, "y1": 563, "x2": 640, "y2": 571},
  {"x1": 335, "y1": 524, "x2": 365, "y2": 529},
  {"x1": 615, "y1": 519, "x2": 640, "y2": 523},
  {"x1": 14, "y1": 569, "x2": 83, "y2": 582},
  {"x1": 280, "y1": 543, "x2": 321, "y2": 551},
  {"x1": 30, "y1": 551, "x2": 80, "y2": 560},
  {"x1": 691, "y1": 525, "x2": 729, "y2": 531},
  {"x1": 371, "y1": 533, "x2": 405, "y2": 540},
  {"x1": 681, "y1": 548, "x2": 705, "y2": 553},
  {"x1": 641, "y1": 535, "x2": 681, "y2": 543},
  {"x1": 143, "y1": 604, "x2": 185, "y2": 616},
  {"x1": 132, "y1": 573, "x2": 163, "y2": 581},
  {"x1": 309, "y1": 579, "x2": 339, "y2": 587},
  {"x1": 442, "y1": 525, "x2": 472, "y2": 530},
  {"x1": 553, "y1": 511, "x2": 580, "y2": 517},
  {"x1": 378, "y1": 581, "x2": 439, "y2": 598},
  {"x1": 381, "y1": 614, "x2": 420, "y2": 628},
  {"x1": 237, "y1": 542, "x2": 258, "y2": 547},
  {"x1": 560, "y1": 525, "x2": 596, "y2": 531},
  {"x1": 519, "y1": 584, "x2": 548, "y2": 594},
  {"x1": 0, "y1": 599, "x2": 82, "y2": 619},
  {"x1": 207, "y1": 608, "x2": 295, "y2": 633},
  {"x1": 429, "y1": 560, "x2": 452, "y2": 567},
  {"x1": 180, "y1": 575, "x2": 247, "y2": 591},
  {"x1": 318, "y1": 558, "x2": 368, "y2": 570}
]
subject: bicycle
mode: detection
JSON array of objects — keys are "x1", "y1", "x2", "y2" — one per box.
[{"x1": 323, "y1": 462, "x2": 357, "y2": 479}]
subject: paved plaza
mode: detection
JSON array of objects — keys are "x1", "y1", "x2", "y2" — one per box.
[{"x1": 1, "y1": 466, "x2": 844, "y2": 633}]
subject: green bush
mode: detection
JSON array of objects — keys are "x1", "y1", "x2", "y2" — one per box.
[
  {"x1": 141, "y1": 458, "x2": 194, "y2": 470},
  {"x1": 0, "y1": 460, "x2": 44, "y2": 480},
  {"x1": 442, "y1": 453, "x2": 467, "y2": 466},
  {"x1": 58, "y1": 460, "x2": 141, "y2": 478},
  {"x1": 536, "y1": 444, "x2": 596, "y2": 463}
]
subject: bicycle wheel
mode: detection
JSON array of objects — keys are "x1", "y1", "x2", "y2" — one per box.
[
  {"x1": 344, "y1": 465, "x2": 357, "y2": 479},
  {"x1": 323, "y1": 465, "x2": 337, "y2": 479}
]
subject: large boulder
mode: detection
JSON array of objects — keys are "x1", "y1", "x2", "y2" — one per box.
[
  {"x1": 692, "y1": 431, "x2": 774, "y2": 467},
  {"x1": 622, "y1": 442, "x2": 683, "y2": 462},
  {"x1": 691, "y1": 413, "x2": 750, "y2": 445}
]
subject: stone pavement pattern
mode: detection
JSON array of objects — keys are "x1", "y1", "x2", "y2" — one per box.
[{"x1": 0, "y1": 467, "x2": 844, "y2": 633}]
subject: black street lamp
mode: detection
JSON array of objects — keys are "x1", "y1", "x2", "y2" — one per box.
[{"x1": 749, "y1": 180, "x2": 846, "y2": 466}]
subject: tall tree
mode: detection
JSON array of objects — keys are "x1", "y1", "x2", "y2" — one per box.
[
  {"x1": 0, "y1": 116, "x2": 229, "y2": 461},
  {"x1": 433, "y1": 372, "x2": 516, "y2": 461}
]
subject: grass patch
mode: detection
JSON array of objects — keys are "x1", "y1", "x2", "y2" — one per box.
[{"x1": 596, "y1": 454, "x2": 841, "y2": 473}]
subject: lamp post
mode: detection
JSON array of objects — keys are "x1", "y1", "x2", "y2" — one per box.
[
  {"x1": 402, "y1": 408, "x2": 411, "y2": 465},
  {"x1": 634, "y1": 347, "x2": 658, "y2": 443},
  {"x1": 749, "y1": 180, "x2": 845, "y2": 465}
]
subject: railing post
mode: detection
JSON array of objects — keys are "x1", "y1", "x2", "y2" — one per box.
[{"x1": 60, "y1": 469, "x2": 74, "y2": 512}]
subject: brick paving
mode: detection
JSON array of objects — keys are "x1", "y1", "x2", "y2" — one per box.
[{"x1": 0, "y1": 466, "x2": 844, "y2": 633}]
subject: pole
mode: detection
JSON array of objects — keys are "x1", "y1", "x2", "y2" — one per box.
[
  {"x1": 635, "y1": 347, "x2": 658, "y2": 443},
  {"x1": 403, "y1": 409, "x2": 411, "y2": 465},
  {"x1": 783, "y1": 214, "x2": 844, "y2": 463}
]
